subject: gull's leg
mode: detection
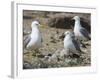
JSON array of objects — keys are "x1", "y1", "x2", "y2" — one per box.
[
  {"x1": 80, "y1": 40, "x2": 86, "y2": 48},
  {"x1": 67, "y1": 49, "x2": 72, "y2": 58},
  {"x1": 35, "y1": 49, "x2": 41, "y2": 54},
  {"x1": 31, "y1": 49, "x2": 37, "y2": 57},
  {"x1": 32, "y1": 49, "x2": 41, "y2": 57}
]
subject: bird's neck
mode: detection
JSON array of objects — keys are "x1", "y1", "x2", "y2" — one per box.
[
  {"x1": 31, "y1": 26, "x2": 40, "y2": 35},
  {"x1": 65, "y1": 35, "x2": 72, "y2": 41},
  {"x1": 74, "y1": 20, "x2": 81, "y2": 29}
]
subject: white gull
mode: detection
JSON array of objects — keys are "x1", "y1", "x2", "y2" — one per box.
[
  {"x1": 73, "y1": 16, "x2": 91, "y2": 41},
  {"x1": 24, "y1": 21, "x2": 42, "y2": 51},
  {"x1": 64, "y1": 31, "x2": 82, "y2": 56}
]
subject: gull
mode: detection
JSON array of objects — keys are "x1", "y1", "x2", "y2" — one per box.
[
  {"x1": 73, "y1": 16, "x2": 91, "y2": 41},
  {"x1": 64, "y1": 31, "x2": 82, "y2": 56},
  {"x1": 24, "y1": 21, "x2": 42, "y2": 52}
]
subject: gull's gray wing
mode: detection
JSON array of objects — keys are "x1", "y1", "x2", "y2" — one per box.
[
  {"x1": 72, "y1": 39, "x2": 81, "y2": 52},
  {"x1": 80, "y1": 28, "x2": 91, "y2": 40},
  {"x1": 23, "y1": 35, "x2": 31, "y2": 48}
]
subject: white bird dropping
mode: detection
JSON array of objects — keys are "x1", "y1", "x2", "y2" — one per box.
[
  {"x1": 24, "y1": 21, "x2": 42, "y2": 50},
  {"x1": 64, "y1": 31, "x2": 81, "y2": 55},
  {"x1": 73, "y1": 16, "x2": 91, "y2": 41}
]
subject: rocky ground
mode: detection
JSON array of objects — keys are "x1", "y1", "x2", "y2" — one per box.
[{"x1": 23, "y1": 11, "x2": 91, "y2": 69}]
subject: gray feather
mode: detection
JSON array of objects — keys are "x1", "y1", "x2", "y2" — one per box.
[
  {"x1": 24, "y1": 35, "x2": 31, "y2": 48},
  {"x1": 72, "y1": 39, "x2": 81, "y2": 52},
  {"x1": 80, "y1": 28, "x2": 91, "y2": 40}
]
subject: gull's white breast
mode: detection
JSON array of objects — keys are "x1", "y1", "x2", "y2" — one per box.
[
  {"x1": 26, "y1": 27, "x2": 42, "y2": 49},
  {"x1": 64, "y1": 36, "x2": 76, "y2": 51}
]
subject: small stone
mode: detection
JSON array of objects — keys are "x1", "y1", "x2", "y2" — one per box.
[
  {"x1": 48, "y1": 54, "x2": 58, "y2": 62},
  {"x1": 23, "y1": 62, "x2": 32, "y2": 69}
]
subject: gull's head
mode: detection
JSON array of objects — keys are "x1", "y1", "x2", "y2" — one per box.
[
  {"x1": 72, "y1": 16, "x2": 80, "y2": 21},
  {"x1": 64, "y1": 31, "x2": 75, "y2": 38},
  {"x1": 31, "y1": 21, "x2": 40, "y2": 28},
  {"x1": 64, "y1": 31, "x2": 71, "y2": 36}
]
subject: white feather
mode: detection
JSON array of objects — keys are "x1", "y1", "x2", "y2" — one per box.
[{"x1": 26, "y1": 21, "x2": 42, "y2": 50}]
